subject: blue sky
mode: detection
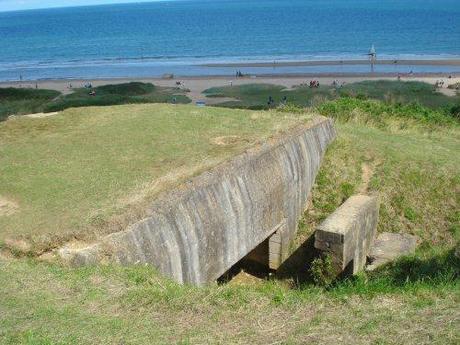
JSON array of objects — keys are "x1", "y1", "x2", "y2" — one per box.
[{"x1": 0, "y1": 0, "x2": 168, "y2": 12}]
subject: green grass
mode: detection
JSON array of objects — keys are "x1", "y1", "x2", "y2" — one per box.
[
  {"x1": 43, "y1": 82, "x2": 190, "y2": 112},
  {"x1": 0, "y1": 83, "x2": 190, "y2": 121},
  {"x1": 204, "y1": 80, "x2": 460, "y2": 119},
  {"x1": 295, "y1": 112, "x2": 459, "y2": 249},
  {"x1": 0, "y1": 247, "x2": 458, "y2": 344},
  {"x1": 317, "y1": 97, "x2": 459, "y2": 127},
  {"x1": 0, "y1": 88, "x2": 61, "y2": 121},
  {"x1": 0, "y1": 104, "x2": 310, "y2": 253},
  {"x1": 204, "y1": 82, "x2": 335, "y2": 109},
  {"x1": 340, "y1": 80, "x2": 459, "y2": 109}
]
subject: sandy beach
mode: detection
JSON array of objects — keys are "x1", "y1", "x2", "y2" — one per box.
[{"x1": 2, "y1": 74, "x2": 459, "y2": 103}]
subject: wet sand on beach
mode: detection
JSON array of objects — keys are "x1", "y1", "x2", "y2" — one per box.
[{"x1": 201, "y1": 59, "x2": 460, "y2": 68}]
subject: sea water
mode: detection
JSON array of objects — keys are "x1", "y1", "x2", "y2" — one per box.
[{"x1": 1, "y1": 0, "x2": 460, "y2": 81}]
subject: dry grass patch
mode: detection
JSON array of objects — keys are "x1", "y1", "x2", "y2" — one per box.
[{"x1": 0, "y1": 196, "x2": 18, "y2": 217}]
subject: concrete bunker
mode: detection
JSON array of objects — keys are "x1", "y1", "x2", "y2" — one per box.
[{"x1": 59, "y1": 117, "x2": 336, "y2": 285}]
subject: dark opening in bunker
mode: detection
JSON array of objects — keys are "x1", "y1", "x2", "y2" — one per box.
[{"x1": 217, "y1": 237, "x2": 273, "y2": 283}]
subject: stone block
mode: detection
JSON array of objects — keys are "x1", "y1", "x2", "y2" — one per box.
[
  {"x1": 314, "y1": 195, "x2": 379, "y2": 274},
  {"x1": 367, "y1": 232, "x2": 418, "y2": 271}
]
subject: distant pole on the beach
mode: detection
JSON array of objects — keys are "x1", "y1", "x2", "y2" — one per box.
[{"x1": 368, "y1": 44, "x2": 376, "y2": 72}]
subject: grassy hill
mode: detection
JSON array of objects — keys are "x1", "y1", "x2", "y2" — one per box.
[
  {"x1": 1, "y1": 98, "x2": 459, "y2": 344},
  {"x1": 0, "y1": 104, "x2": 310, "y2": 254}
]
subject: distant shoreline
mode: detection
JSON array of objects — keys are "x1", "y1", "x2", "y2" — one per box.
[
  {"x1": 2, "y1": 74, "x2": 459, "y2": 102},
  {"x1": 2, "y1": 60, "x2": 459, "y2": 83},
  {"x1": 201, "y1": 59, "x2": 460, "y2": 68}
]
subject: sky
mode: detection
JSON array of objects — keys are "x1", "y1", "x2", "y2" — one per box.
[{"x1": 0, "y1": 0, "x2": 169, "y2": 12}]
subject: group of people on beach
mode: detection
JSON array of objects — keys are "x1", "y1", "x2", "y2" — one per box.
[
  {"x1": 298, "y1": 79, "x2": 345, "y2": 88},
  {"x1": 235, "y1": 70, "x2": 244, "y2": 78},
  {"x1": 434, "y1": 80, "x2": 446, "y2": 89},
  {"x1": 309, "y1": 80, "x2": 320, "y2": 88}
]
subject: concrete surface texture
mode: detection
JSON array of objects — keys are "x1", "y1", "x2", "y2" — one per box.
[
  {"x1": 314, "y1": 195, "x2": 379, "y2": 274},
  {"x1": 367, "y1": 232, "x2": 419, "y2": 271},
  {"x1": 59, "y1": 117, "x2": 336, "y2": 285}
]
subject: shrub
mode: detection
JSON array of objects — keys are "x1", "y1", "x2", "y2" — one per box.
[
  {"x1": 95, "y1": 82, "x2": 155, "y2": 96},
  {"x1": 310, "y1": 253, "x2": 337, "y2": 287},
  {"x1": 0, "y1": 88, "x2": 60, "y2": 101},
  {"x1": 450, "y1": 104, "x2": 460, "y2": 120},
  {"x1": 318, "y1": 97, "x2": 458, "y2": 127}
]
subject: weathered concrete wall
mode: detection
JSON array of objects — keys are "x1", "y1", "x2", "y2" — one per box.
[
  {"x1": 315, "y1": 195, "x2": 379, "y2": 274},
  {"x1": 60, "y1": 117, "x2": 336, "y2": 285}
]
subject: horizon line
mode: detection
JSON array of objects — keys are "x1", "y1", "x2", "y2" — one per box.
[{"x1": 0, "y1": 0, "x2": 184, "y2": 14}]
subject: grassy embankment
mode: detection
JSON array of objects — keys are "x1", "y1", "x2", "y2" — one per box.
[
  {"x1": 0, "y1": 104, "x2": 309, "y2": 254},
  {"x1": 1, "y1": 88, "x2": 459, "y2": 344},
  {"x1": 0, "y1": 82, "x2": 190, "y2": 121}
]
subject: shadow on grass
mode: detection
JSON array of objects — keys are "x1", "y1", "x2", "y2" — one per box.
[
  {"x1": 370, "y1": 246, "x2": 459, "y2": 284},
  {"x1": 217, "y1": 226, "x2": 458, "y2": 292},
  {"x1": 330, "y1": 245, "x2": 460, "y2": 295},
  {"x1": 275, "y1": 234, "x2": 318, "y2": 286},
  {"x1": 237, "y1": 232, "x2": 459, "y2": 292}
]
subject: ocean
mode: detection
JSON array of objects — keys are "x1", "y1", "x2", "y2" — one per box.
[{"x1": 1, "y1": 0, "x2": 460, "y2": 81}]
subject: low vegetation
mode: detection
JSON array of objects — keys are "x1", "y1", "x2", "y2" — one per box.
[
  {"x1": 44, "y1": 82, "x2": 190, "y2": 112},
  {"x1": 204, "y1": 80, "x2": 460, "y2": 120},
  {"x1": 1, "y1": 83, "x2": 459, "y2": 344},
  {"x1": 0, "y1": 88, "x2": 60, "y2": 121},
  {"x1": 1, "y1": 249, "x2": 458, "y2": 344},
  {"x1": 0, "y1": 82, "x2": 190, "y2": 121},
  {"x1": 318, "y1": 97, "x2": 458, "y2": 127}
]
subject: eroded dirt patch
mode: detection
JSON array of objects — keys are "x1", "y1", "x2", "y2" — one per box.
[
  {"x1": 8, "y1": 112, "x2": 59, "y2": 120},
  {"x1": 358, "y1": 163, "x2": 373, "y2": 194},
  {"x1": 0, "y1": 196, "x2": 19, "y2": 216},
  {"x1": 23, "y1": 112, "x2": 59, "y2": 119},
  {"x1": 358, "y1": 159, "x2": 381, "y2": 194},
  {"x1": 3, "y1": 238, "x2": 31, "y2": 254},
  {"x1": 211, "y1": 135, "x2": 249, "y2": 146}
]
